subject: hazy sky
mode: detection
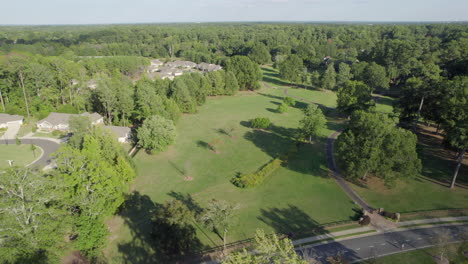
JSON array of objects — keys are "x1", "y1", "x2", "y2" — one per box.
[{"x1": 2, "y1": 0, "x2": 467, "y2": 25}]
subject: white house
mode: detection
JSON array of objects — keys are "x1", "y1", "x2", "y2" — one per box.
[
  {"x1": 0, "y1": 114, "x2": 23, "y2": 128},
  {"x1": 37, "y1": 112, "x2": 104, "y2": 131},
  {"x1": 104, "y1": 126, "x2": 131, "y2": 143}
]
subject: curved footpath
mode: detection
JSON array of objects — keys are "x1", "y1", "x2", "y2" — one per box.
[
  {"x1": 0, "y1": 137, "x2": 60, "y2": 167},
  {"x1": 281, "y1": 86, "x2": 372, "y2": 211}
]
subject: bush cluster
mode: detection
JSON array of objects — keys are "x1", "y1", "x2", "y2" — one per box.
[
  {"x1": 250, "y1": 117, "x2": 271, "y2": 129},
  {"x1": 283, "y1": 97, "x2": 296, "y2": 106},
  {"x1": 277, "y1": 103, "x2": 289, "y2": 113},
  {"x1": 231, "y1": 158, "x2": 283, "y2": 188}
]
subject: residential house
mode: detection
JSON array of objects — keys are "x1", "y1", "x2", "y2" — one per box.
[
  {"x1": 37, "y1": 112, "x2": 104, "y2": 131},
  {"x1": 0, "y1": 114, "x2": 23, "y2": 128},
  {"x1": 166, "y1": 60, "x2": 197, "y2": 69},
  {"x1": 104, "y1": 126, "x2": 131, "y2": 143},
  {"x1": 197, "y1": 62, "x2": 222, "y2": 72}
]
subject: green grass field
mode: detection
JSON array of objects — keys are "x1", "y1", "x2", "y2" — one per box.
[
  {"x1": 104, "y1": 85, "x2": 358, "y2": 262},
  {"x1": 0, "y1": 144, "x2": 40, "y2": 168}
]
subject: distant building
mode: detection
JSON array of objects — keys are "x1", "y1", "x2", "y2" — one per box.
[
  {"x1": 197, "y1": 62, "x2": 222, "y2": 72},
  {"x1": 0, "y1": 114, "x2": 23, "y2": 128},
  {"x1": 104, "y1": 126, "x2": 131, "y2": 143},
  {"x1": 149, "y1": 59, "x2": 164, "y2": 73},
  {"x1": 166, "y1": 60, "x2": 197, "y2": 69},
  {"x1": 37, "y1": 112, "x2": 104, "y2": 131}
]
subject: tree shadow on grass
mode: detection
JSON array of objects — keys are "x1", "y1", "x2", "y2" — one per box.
[
  {"x1": 258, "y1": 92, "x2": 309, "y2": 110},
  {"x1": 258, "y1": 204, "x2": 326, "y2": 237},
  {"x1": 117, "y1": 191, "x2": 205, "y2": 264}
]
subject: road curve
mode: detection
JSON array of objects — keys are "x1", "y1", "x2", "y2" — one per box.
[
  {"x1": 0, "y1": 138, "x2": 60, "y2": 167},
  {"x1": 297, "y1": 224, "x2": 468, "y2": 263}
]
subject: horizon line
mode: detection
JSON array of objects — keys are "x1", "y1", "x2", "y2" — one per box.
[{"x1": 1, "y1": 20, "x2": 467, "y2": 27}]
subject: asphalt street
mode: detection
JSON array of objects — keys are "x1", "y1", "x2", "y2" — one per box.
[
  {"x1": 297, "y1": 224, "x2": 468, "y2": 263},
  {"x1": 0, "y1": 138, "x2": 60, "y2": 167}
]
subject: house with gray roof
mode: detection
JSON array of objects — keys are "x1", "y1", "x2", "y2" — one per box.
[
  {"x1": 166, "y1": 60, "x2": 197, "y2": 69},
  {"x1": 37, "y1": 112, "x2": 104, "y2": 131},
  {"x1": 104, "y1": 126, "x2": 131, "y2": 143},
  {"x1": 0, "y1": 114, "x2": 24, "y2": 128},
  {"x1": 197, "y1": 62, "x2": 222, "y2": 72}
]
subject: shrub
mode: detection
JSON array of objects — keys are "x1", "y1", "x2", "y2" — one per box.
[
  {"x1": 283, "y1": 97, "x2": 295, "y2": 106},
  {"x1": 31, "y1": 126, "x2": 37, "y2": 133},
  {"x1": 231, "y1": 158, "x2": 283, "y2": 188},
  {"x1": 277, "y1": 103, "x2": 288, "y2": 113},
  {"x1": 250, "y1": 117, "x2": 270, "y2": 129}
]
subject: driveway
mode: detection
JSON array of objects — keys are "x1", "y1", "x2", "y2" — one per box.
[
  {"x1": 297, "y1": 224, "x2": 468, "y2": 263},
  {"x1": 3, "y1": 123, "x2": 21, "y2": 139}
]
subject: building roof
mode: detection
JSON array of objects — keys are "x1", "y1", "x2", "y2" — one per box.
[
  {"x1": 81, "y1": 112, "x2": 103, "y2": 123},
  {"x1": 0, "y1": 114, "x2": 23, "y2": 123},
  {"x1": 105, "y1": 126, "x2": 131, "y2": 138},
  {"x1": 197, "y1": 62, "x2": 222, "y2": 72},
  {"x1": 166, "y1": 60, "x2": 197, "y2": 68},
  {"x1": 38, "y1": 112, "x2": 103, "y2": 126}
]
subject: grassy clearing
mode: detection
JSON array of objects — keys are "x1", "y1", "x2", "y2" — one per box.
[
  {"x1": 104, "y1": 83, "x2": 357, "y2": 261},
  {"x1": 0, "y1": 144, "x2": 39, "y2": 168}
]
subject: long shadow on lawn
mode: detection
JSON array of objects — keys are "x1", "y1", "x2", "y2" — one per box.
[
  {"x1": 258, "y1": 204, "x2": 326, "y2": 237},
  {"x1": 117, "y1": 191, "x2": 205, "y2": 264}
]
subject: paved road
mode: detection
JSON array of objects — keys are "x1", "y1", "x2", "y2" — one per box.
[
  {"x1": 297, "y1": 224, "x2": 468, "y2": 263},
  {"x1": 0, "y1": 138, "x2": 60, "y2": 167}
]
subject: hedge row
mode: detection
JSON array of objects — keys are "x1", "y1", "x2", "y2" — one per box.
[{"x1": 231, "y1": 158, "x2": 283, "y2": 188}]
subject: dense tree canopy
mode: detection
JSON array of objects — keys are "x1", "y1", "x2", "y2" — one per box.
[
  {"x1": 137, "y1": 115, "x2": 177, "y2": 153},
  {"x1": 337, "y1": 80, "x2": 375, "y2": 116},
  {"x1": 336, "y1": 111, "x2": 421, "y2": 185},
  {"x1": 226, "y1": 56, "x2": 262, "y2": 90}
]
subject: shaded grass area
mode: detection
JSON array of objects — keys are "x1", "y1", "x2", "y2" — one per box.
[
  {"x1": 0, "y1": 144, "x2": 38, "y2": 168},
  {"x1": 104, "y1": 86, "x2": 357, "y2": 263},
  {"x1": 362, "y1": 242, "x2": 468, "y2": 264}
]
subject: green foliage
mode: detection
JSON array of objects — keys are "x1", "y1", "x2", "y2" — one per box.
[
  {"x1": 336, "y1": 111, "x2": 422, "y2": 185},
  {"x1": 277, "y1": 102, "x2": 289, "y2": 113},
  {"x1": 247, "y1": 42, "x2": 271, "y2": 65},
  {"x1": 250, "y1": 117, "x2": 271, "y2": 129},
  {"x1": 68, "y1": 115, "x2": 92, "y2": 148},
  {"x1": 15, "y1": 136, "x2": 21, "y2": 145},
  {"x1": 199, "y1": 199, "x2": 238, "y2": 248},
  {"x1": 321, "y1": 63, "x2": 336, "y2": 90},
  {"x1": 231, "y1": 158, "x2": 283, "y2": 188},
  {"x1": 151, "y1": 199, "x2": 201, "y2": 257},
  {"x1": 54, "y1": 127, "x2": 136, "y2": 255},
  {"x1": 283, "y1": 96, "x2": 295, "y2": 106},
  {"x1": 226, "y1": 56, "x2": 262, "y2": 90},
  {"x1": 223, "y1": 229, "x2": 307, "y2": 264},
  {"x1": 365, "y1": 62, "x2": 389, "y2": 90},
  {"x1": 137, "y1": 115, "x2": 176, "y2": 153},
  {"x1": 0, "y1": 168, "x2": 70, "y2": 263},
  {"x1": 299, "y1": 105, "x2": 327, "y2": 142},
  {"x1": 337, "y1": 80, "x2": 375, "y2": 116},
  {"x1": 170, "y1": 78, "x2": 197, "y2": 113},
  {"x1": 278, "y1": 54, "x2": 304, "y2": 83},
  {"x1": 336, "y1": 62, "x2": 352, "y2": 89}
]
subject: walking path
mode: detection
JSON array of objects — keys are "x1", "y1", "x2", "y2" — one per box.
[{"x1": 279, "y1": 86, "x2": 373, "y2": 212}]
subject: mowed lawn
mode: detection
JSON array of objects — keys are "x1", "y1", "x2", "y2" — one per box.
[
  {"x1": 0, "y1": 144, "x2": 39, "y2": 168},
  {"x1": 104, "y1": 87, "x2": 357, "y2": 261}
]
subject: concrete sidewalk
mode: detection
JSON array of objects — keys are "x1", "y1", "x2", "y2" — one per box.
[
  {"x1": 292, "y1": 226, "x2": 374, "y2": 246},
  {"x1": 398, "y1": 216, "x2": 468, "y2": 227}
]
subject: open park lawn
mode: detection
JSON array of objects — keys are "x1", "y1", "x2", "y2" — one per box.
[
  {"x1": 350, "y1": 125, "x2": 468, "y2": 213},
  {"x1": 104, "y1": 86, "x2": 357, "y2": 262},
  {"x1": 0, "y1": 144, "x2": 39, "y2": 168}
]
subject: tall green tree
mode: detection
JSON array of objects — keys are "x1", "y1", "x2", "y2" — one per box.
[
  {"x1": 336, "y1": 63, "x2": 352, "y2": 89},
  {"x1": 364, "y1": 62, "x2": 389, "y2": 91},
  {"x1": 336, "y1": 111, "x2": 421, "y2": 185},
  {"x1": 226, "y1": 56, "x2": 262, "y2": 90},
  {"x1": 278, "y1": 54, "x2": 304, "y2": 83},
  {"x1": 337, "y1": 80, "x2": 374, "y2": 116},
  {"x1": 170, "y1": 78, "x2": 197, "y2": 113},
  {"x1": 200, "y1": 199, "x2": 238, "y2": 253},
  {"x1": 321, "y1": 63, "x2": 336, "y2": 90},
  {"x1": 137, "y1": 115, "x2": 176, "y2": 153},
  {"x1": 299, "y1": 105, "x2": 326, "y2": 142}
]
